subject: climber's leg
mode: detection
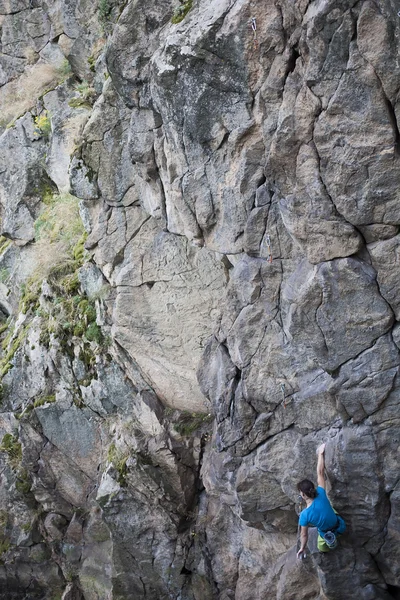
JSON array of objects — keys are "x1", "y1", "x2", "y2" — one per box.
[{"x1": 317, "y1": 534, "x2": 330, "y2": 552}]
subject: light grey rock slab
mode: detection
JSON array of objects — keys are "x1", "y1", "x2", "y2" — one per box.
[
  {"x1": 1, "y1": 8, "x2": 50, "y2": 57},
  {"x1": 78, "y1": 80, "x2": 137, "y2": 208},
  {"x1": 282, "y1": 257, "x2": 394, "y2": 372},
  {"x1": 377, "y1": 483, "x2": 400, "y2": 587},
  {"x1": 44, "y1": 83, "x2": 91, "y2": 192},
  {"x1": 78, "y1": 263, "x2": 107, "y2": 298},
  {"x1": 33, "y1": 440, "x2": 94, "y2": 511},
  {"x1": 279, "y1": 143, "x2": 362, "y2": 264},
  {"x1": 43, "y1": 512, "x2": 67, "y2": 542},
  {"x1": 0, "y1": 114, "x2": 48, "y2": 244},
  {"x1": 369, "y1": 234, "x2": 400, "y2": 320},
  {"x1": 70, "y1": 157, "x2": 99, "y2": 201},
  {"x1": 113, "y1": 225, "x2": 226, "y2": 411},
  {"x1": 235, "y1": 429, "x2": 301, "y2": 531},
  {"x1": 366, "y1": 391, "x2": 400, "y2": 493},
  {"x1": 35, "y1": 404, "x2": 102, "y2": 478},
  {"x1": 314, "y1": 43, "x2": 400, "y2": 228},
  {"x1": 105, "y1": 0, "x2": 264, "y2": 253},
  {"x1": 357, "y1": 1, "x2": 400, "y2": 102},
  {"x1": 314, "y1": 546, "x2": 393, "y2": 600},
  {"x1": 329, "y1": 334, "x2": 400, "y2": 423},
  {"x1": 358, "y1": 224, "x2": 399, "y2": 244},
  {"x1": 326, "y1": 426, "x2": 390, "y2": 551}
]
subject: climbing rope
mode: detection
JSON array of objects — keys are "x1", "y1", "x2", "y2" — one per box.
[
  {"x1": 280, "y1": 383, "x2": 286, "y2": 408},
  {"x1": 265, "y1": 234, "x2": 273, "y2": 263},
  {"x1": 251, "y1": 17, "x2": 258, "y2": 50}
]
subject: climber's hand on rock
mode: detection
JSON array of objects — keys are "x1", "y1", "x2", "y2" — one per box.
[
  {"x1": 297, "y1": 548, "x2": 306, "y2": 559},
  {"x1": 317, "y1": 443, "x2": 326, "y2": 455}
]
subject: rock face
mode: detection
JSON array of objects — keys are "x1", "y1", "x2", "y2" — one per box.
[{"x1": 0, "y1": 0, "x2": 400, "y2": 599}]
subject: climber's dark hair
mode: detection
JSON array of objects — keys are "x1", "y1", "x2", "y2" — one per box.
[{"x1": 297, "y1": 479, "x2": 318, "y2": 499}]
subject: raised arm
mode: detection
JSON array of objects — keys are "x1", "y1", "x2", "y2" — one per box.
[{"x1": 317, "y1": 443, "x2": 326, "y2": 488}]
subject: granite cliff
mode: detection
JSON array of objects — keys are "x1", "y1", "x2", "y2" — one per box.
[{"x1": 0, "y1": 0, "x2": 400, "y2": 598}]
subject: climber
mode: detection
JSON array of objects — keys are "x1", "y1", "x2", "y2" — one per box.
[{"x1": 296, "y1": 443, "x2": 346, "y2": 558}]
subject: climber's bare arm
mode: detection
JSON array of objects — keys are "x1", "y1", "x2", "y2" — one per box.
[
  {"x1": 317, "y1": 443, "x2": 326, "y2": 488},
  {"x1": 297, "y1": 526, "x2": 308, "y2": 558}
]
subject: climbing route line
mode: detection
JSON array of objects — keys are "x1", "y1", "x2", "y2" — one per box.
[{"x1": 251, "y1": 17, "x2": 258, "y2": 50}]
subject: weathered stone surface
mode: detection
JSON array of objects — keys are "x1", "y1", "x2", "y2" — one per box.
[
  {"x1": 369, "y1": 234, "x2": 400, "y2": 319},
  {"x1": 0, "y1": 115, "x2": 48, "y2": 243},
  {"x1": 314, "y1": 42, "x2": 400, "y2": 228},
  {"x1": 2, "y1": 9, "x2": 50, "y2": 58},
  {"x1": 61, "y1": 583, "x2": 84, "y2": 600},
  {"x1": 278, "y1": 143, "x2": 362, "y2": 263},
  {"x1": 0, "y1": 0, "x2": 400, "y2": 598},
  {"x1": 377, "y1": 483, "x2": 400, "y2": 587},
  {"x1": 113, "y1": 223, "x2": 227, "y2": 411},
  {"x1": 235, "y1": 430, "x2": 300, "y2": 532},
  {"x1": 282, "y1": 257, "x2": 394, "y2": 372},
  {"x1": 44, "y1": 83, "x2": 92, "y2": 192},
  {"x1": 329, "y1": 334, "x2": 400, "y2": 423}
]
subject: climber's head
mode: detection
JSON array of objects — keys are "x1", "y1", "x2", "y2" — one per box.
[{"x1": 297, "y1": 479, "x2": 317, "y2": 500}]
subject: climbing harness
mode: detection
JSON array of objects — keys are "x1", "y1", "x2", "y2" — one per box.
[
  {"x1": 265, "y1": 234, "x2": 273, "y2": 263},
  {"x1": 251, "y1": 17, "x2": 258, "y2": 50},
  {"x1": 322, "y1": 530, "x2": 338, "y2": 549},
  {"x1": 280, "y1": 383, "x2": 286, "y2": 408}
]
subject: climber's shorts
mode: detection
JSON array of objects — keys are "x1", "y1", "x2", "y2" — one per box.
[
  {"x1": 317, "y1": 534, "x2": 331, "y2": 552},
  {"x1": 318, "y1": 509, "x2": 346, "y2": 552}
]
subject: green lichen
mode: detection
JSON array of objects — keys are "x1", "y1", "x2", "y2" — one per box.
[
  {"x1": 33, "y1": 394, "x2": 56, "y2": 408},
  {"x1": 0, "y1": 326, "x2": 29, "y2": 381},
  {"x1": 56, "y1": 59, "x2": 72, "y2": 81},
  {"x1": 0, "y1": 321, "x2": 10, "y2": 337},
  {"x1": 79, "y1": 347, "x2": 96, "y2": 369},
  {"x1": 19, "y1": 279, "x2": 41, "y2": 314},
  {"x1": 0, "y1": 433, "x2": 22, "y2": 469},
  {"x1": 0, "y1": 512, "x2": 7, "y2": 531},
  {"x1": 39, "y1": 329, "x2": 51, "y2": 348},
  {"x1": 0, "y1": 363, "x2": 12, "y2": 379},
  {"x1": 68, "y1": 82, "x2": 96, "y2": 110},
  {"x1": 73, "y1": 394, "x2": 84, "y2": 408},
  {"x1": 1, "y1": 326, "x2": 14, "y2": 351},
  {"x1": 15, "y1": 469, "x2": 32, "y2": 495},
  {"x1": 0, "y1": 236, "x2": 11, "y2": 255},
  {"x1": 173, "y1": 411, "x2": 213, "y2": 436},
  {"x1": 88, "y1": 55, "x2": 96, "y2": 73},
  {"x1": 73, "y1": 322, "x2": 85, "y2": 337},
  {"x1": 68, "y1": 97, "x2": 91, "y2": 110},
  {"x1": 171, "y1": 0, "x2": 193, "y2": 24},
  {"x1": 85, "y1": 322, "x2": 102, "y2": 344},
  {"x1": 15, "y1": 404, "x2": 33, "y2": 420},
  {"x1": 0, "y1": 538, "x2": 10, "y2": 556},
  {"x1": 0, "y1": 269, "x2": 9, "y2": 284},
  {"x1": 79, "y1": 300, "x2": 97, "y2": 323},
  {"x1": 98, "y1": 0, "x2": 111, "y2": 24},
  {"x1": 107, "y1": 443, "x2": 128, "y2": 485},
  {"x1": 41, "y1": 181, "x2": 56, "y2": 205}
]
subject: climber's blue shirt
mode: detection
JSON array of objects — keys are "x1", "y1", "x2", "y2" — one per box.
[{"x1": 299, "y1": 487, "x2": 338, "y2": 535}]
